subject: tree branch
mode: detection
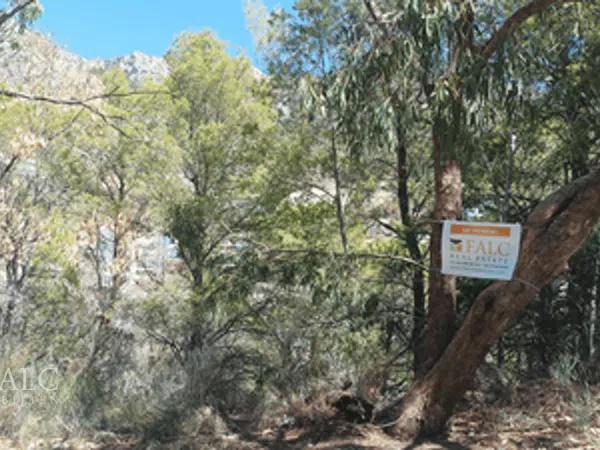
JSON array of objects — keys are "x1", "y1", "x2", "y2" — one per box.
[
  {"x1": 0, "y1": 0, "x2": 35, "y2": 29},
  {"x1": 0, "y1": 88, "x2": 169, "y2": 138},
  {"x1": 363, "y1": 0, "x2": 389, "y2": 35},
  {"x1": 0, "y1": 88, "x2": 130, "y2": 136},
  {"x1": 0, "y1": 155, "x2": 19, "y2": 184},
  {"x1": 263, "y1": 247, "x2": 430, "y2": 271},
  {"x1": 480, "y1": 0, "x2": 580, "y2": 60}
]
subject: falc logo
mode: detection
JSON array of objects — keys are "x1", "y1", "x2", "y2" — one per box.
[{"x1": 450, "y1": 238, "x2": 510, "y2": 257}]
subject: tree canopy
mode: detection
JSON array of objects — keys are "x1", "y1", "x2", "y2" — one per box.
[{"x1": 0, "y1": 0, "x2": 599, "y2": 447}]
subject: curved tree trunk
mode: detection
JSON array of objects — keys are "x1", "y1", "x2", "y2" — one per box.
[{"x1": 392, "y1": 167, "x2": 600, "y2": 441}]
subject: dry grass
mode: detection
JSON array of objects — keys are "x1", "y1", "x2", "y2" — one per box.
[
  {"x1": 447, "y1": 380, "x2": 600, "y2": 449},
  {"x1": 1, "y1": 379, "x2": 598, "y2": 449},
  {"x1": 257, "y1": 380, "x2": 600, "y2": 449},
  {"x1": 287, "y1": 390, "x2": 339, "y2": 427}
]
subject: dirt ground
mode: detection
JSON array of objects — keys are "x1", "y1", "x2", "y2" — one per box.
[
  {"x1": 5, "y1": 380, "x2": 600, "y2": 449},
  {"x1": 253, "y1": 380, "x2": 600, "y2": 450}
]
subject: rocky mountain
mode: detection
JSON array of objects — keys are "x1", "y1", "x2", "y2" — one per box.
[
  {"x1": 96, "y1": 50, "x2": 169, "y2": 85},
  {"x1": 0, "y1": 30, "x2": 168, "y2": 96}
]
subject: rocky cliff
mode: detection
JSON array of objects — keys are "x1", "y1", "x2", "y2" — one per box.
[{"x1": 0, "y1": 30, "x2": 169, "y2": 96}]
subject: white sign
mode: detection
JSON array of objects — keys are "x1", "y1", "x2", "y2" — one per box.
[{"x1": 441, "y1": 220, "x2": 521, "y2": 280}]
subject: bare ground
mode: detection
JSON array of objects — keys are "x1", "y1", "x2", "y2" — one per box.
[{"x1": 4, "y1": 380, "x2": 600, "y2": 449}]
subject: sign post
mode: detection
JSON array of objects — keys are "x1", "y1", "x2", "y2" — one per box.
[{"x1": 441, "y1": 220, "x2": 521, "y2": 280}]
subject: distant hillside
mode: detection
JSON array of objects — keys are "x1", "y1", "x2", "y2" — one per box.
[{"x1": 0, "y1": 30, "x2": 169, "y2": 96}]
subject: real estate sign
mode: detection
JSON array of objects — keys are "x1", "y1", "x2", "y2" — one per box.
[{"x1": 441, "y1": 221, "x2": 522, "y2": 280}]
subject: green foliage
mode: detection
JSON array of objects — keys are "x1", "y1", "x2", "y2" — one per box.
[{"x1": 1, "y1": 0, "x2": 600, "y2": 444}]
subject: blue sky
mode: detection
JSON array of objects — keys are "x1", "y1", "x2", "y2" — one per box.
[{"x1": 34, "y1": 1, "x2": 294, "y2": 66}]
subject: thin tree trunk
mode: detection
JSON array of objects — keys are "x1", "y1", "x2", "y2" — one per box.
[
  {"x1": 594, "y1": 259, "x2": 600, "y2": 362},
  {"x1": 110, "y1": 218, "x2": 121, "y2": 306},
  {"x1": 535, "y1": 285, "x2": 555, "y2": 375},
  {"x1": 331, "y1": 129, "x2": 348, "y2": 254},
  {"x1": 590, "y1": 280, "x2": 596, "y2": 361},
  {"x1": 566, "y1": 246, "x2": 595, "y2": 362},
  {"x1": 420, "y1": 126, "x2": 462, "y2": 377},
  {"x1": 392, "y1": 167, "x2": 600, "y2": 440},
  {"x1": 497, "y1": 132, "x2": 517, "y2": 368},
  {"x1": 395, "y1": 141, "x2": 425, "y2": 374}
]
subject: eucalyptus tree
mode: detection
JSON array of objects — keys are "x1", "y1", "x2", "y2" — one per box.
[
  {"x1": 538, "y1": 5, "x2": 600, "y2": 370},
  {"x1": 267, "y1": 1, "x2": 366, "y2": 255},
  {"x1": 339, "y1": 0, "x2": 595, "y2": 379},
  {"x1": 504, "y1": 4, "x2": 600, "y2": 374},
  {"x1": 268, "y1": 0, "x2": 432, "y2": 380},
  {"x1": 269, "y1": 0, "x2": 600, "y2": 439},
  {"x1": 455, "y1": 0, "x2": 600, "y2": 377},
  {"x1": 366, "y1": 0, "x2": 600, "y2": 439}
]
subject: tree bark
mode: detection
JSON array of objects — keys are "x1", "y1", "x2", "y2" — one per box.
[
  {"x1": 392, "y1": 167, "x2": 600, "y2": 440},
  {"x1": 419, "y1": 128, "x2": 462, "y2": 377}
]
